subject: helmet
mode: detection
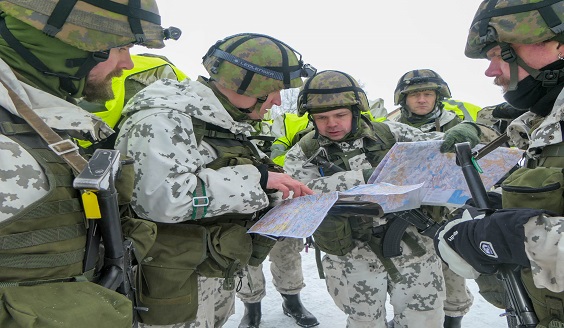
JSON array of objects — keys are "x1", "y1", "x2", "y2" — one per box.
[
  {"x1": 465, "y1": 0, "x2": 564, "y2": 59},
  {"x1": 394, "y1": 69, "x2": 451, "y2": 106},
  {"x1": 297, "y1": 70, "x2": 369, "y2": 116},
  {"x1": 0, "y1": 0, "x2": 178, "y2": 52},
  {"x1": 202, "y1": 33, "x2": 315, "y2": 98}
]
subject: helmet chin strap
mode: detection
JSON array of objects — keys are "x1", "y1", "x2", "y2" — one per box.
[
  {"x1": 500, "y1": 42, "x2": 563, "y2": 91},
  {"x1": 237, "y1": 98, "x2": 263, "y2": 116}
]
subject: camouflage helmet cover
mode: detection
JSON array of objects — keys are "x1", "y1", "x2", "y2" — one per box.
[
  {"x1": 297, "y1": 70, "x2": 370, "y2": 116},
  {"x1": 203, "y1": 33, "x2": 312, "y2": 98},
  {"x1": 0, "y1": 0, "x2": 169, "y2": 52},
  {"x1": 465, "y1": 0, "x2": 564, "y2": 58},
  {"x1": 394, "y1": 69, "x2": 451, "y2": 105}
]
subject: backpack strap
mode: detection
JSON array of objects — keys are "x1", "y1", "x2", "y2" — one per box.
[{"x1": 0, "y1": 80, "x2": 87, "y2": 174}]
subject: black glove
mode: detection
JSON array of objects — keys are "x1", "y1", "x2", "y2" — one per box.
[
  {"x1": 491, "y1": 102, "x2": 527, "y2": 119},
  {"x1": 434, "y1": 207, "x2": 548, "y2": 278},
  {"x1": 440, "y1": 122, "x2": 481, "y2": 153},
  {"x1": 464, "y1": 191, "x2": 503, "y2": 209}
]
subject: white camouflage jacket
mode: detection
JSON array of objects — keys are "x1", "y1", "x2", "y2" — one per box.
[
  {"x1": 0, "y1": 59, "x2": 113, "y2": 223},
  {"x1": 283, "y1": 121, "x2": 443, "y2": 226},
  {"x1": 395, "y1": 108, "x2": 460, "y2": 132},
  {"x1": 506, "y1": 89, "x2": 564, "y2": 292},
  {"x1": 115, "y1": 78, "x2": 271, "y2": 223}
]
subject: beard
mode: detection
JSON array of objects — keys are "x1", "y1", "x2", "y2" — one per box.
[
  {"x1": 82, "y1": 69, "x2": 122, "y2": 103},
  {"x1": 494, "y1": 76, "x2": 510, "y2": 93}
]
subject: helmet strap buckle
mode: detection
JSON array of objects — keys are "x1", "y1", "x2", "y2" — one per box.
[
  {"x1": 541, "y1": 69, "x2": 561, "y2": 87},
  {"x1": 500, "y1": 44, "x2": 517, "y2": 63}
]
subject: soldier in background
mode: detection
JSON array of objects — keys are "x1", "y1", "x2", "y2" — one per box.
[{"x1": 392, "y1": 69, "x2": 475, "y2": 328}]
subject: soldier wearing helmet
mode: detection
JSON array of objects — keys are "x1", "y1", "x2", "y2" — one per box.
[
  {"x1": 283, "y1": 70, "x2": 483, "y2": 328},
  {"x1": 394, "y1": 69, "x2": 488, "y2": 328},
  {"x1": 394, "y1": 69, "x2": 460, "y2": 131},
  {"x1": 0, "y1": 0, "x2": 175, "y2": 327},
  {"x1": 114, "y1": 33, "x2": 316, "y2": 327},
  {"x1": 434, "y1": 1, "x2": 564, "y2": 327}
]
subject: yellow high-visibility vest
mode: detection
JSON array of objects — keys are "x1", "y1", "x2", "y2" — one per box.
[{"x1": 79, "y1": 54, "x2": 188, "y2": 148}]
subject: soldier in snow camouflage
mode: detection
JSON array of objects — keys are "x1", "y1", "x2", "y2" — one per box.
[
  {"x1": 283, "y1": 70, "x2": 483, "y2": 328},
  {"x1": 434, "y1": 1, "x2": 564, "y2": 327},
  {"x1": 115, "y1": 33, "x2": 316, "y2": 328},
  {"x1": 393, "y1": 69, "x2": 476, "y2": 328},
  {"x1": 0, "y1": 0, "x2": 172, "y2": 327}
]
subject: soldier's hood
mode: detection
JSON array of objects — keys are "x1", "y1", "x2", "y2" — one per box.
[
  {"x1": 121, "y1": 78, "x2": 255, "y2": 135},
  {"x1": 0, "y1": 59, "x2": 113, "y2": 142}
]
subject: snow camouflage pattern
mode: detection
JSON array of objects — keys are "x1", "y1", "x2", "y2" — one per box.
[
  {"x1": 394, "y1": 109, "x2": 478, "y2": 317},
  {"x1": 238, "y1": 238, "x2": 306, "y2": 303},
  {"x1": 507, "y1": 89, "x2": 564, "y2": 293},
  {"x1": 0, "y1": 0, "x2": 166, "y2": 52},
  {"x1": 283, "y1": 122, "x2": 447, "y2": 327},
  {"x1": 115, "y1": 77, "x2": 283, "y2": 327},
  {"x1": 465, "y1": 0, "x2": 564, "y2": 58},
  {"x1": 203, "y1": 35, "x2": 304, "y2": 98},
  {"x1": 506, "y1": 89, "x2": 564, "y2": 157},
  {"x1": 0, "y1": 58, "x2": 113, "y2": 222},
  {"x1": 396, "y1": 108, "x2": 460, "y2": 132},
  {"x1": 115, "y1": 78, "x2": 271, "y2": 223},
  {"x1": 297, "y1": 70, "x2": 370, "y2": 116}
]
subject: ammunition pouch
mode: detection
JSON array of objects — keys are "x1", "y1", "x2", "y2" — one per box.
[
  {"x1": 522, "y1": 268, "x2": 564, "y2": 327},
  {"x1": 120, "y1": 215, "x2": 157, "y2": 261},
  {"x1": 136, "y1": 222, "x2": 206, "y2": 325},
  {"x1": 197, "y1": 222, "x2": 252, "y2": 282},
  {"x1": 502, "y1": 166, "x2": 564, "y2": 215},
  {"x1": 312, "y1": 214, "x2": 355, "y2": 256},
  {"x1": 136, "y1": 217, "x2": 274, "y2": 325},
  {"x1": 474, "y1": 273, "x2": 507, "y2": 309}
]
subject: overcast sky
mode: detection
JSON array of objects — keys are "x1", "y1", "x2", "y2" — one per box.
[{"x1": 141, "y1": 0, "x2": 506, "y2": 113}]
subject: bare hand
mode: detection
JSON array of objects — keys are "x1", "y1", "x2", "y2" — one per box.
[{"x1": 266, "y1": 171, "x2": 314, "y2": 199}]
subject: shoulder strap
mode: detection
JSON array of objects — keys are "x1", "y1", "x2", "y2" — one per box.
[{"x1": 0, "y1": 80, "x2": 87, "y2": 174}]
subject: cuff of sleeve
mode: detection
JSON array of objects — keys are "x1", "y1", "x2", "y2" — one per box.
[
  {"x1": 463, "y1": 121, "x2": 482, "y2": 137},
  {"x1": 256, "y1": 164, "x2": 269, "y2": 190}
]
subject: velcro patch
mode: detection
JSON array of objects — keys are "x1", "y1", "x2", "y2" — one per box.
[{"x1": 479, "y1": 241, "x2": 498, "y2": 258}]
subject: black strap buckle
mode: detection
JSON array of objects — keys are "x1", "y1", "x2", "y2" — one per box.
[{"x1": 541, "y1": 70, "x2": 561, "y2": 87}]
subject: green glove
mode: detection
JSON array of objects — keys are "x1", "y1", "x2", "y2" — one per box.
[
  {"x1": 440, "y1": 122, "x2": 481, "y2": 153},
  {"x1": 362, "y1": 167, "x2": 375, "y2": 183}
]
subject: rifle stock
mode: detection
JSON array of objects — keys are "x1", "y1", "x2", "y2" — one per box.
[{"x1": 454, "y1": 142, "x2": 538, "y2": 327}]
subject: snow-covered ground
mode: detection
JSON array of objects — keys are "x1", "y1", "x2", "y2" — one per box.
[{"x1": 224, "y1": 249, "x2": 509, "y2": 327}]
